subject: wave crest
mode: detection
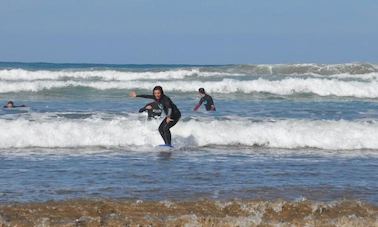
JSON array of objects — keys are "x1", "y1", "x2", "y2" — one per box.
[
  {"x1": 1, "y1": 78, "x2": 377, "y2": 98},
  {"x1": 1, "y1": 118, "x2": 378, "y2": 150}
]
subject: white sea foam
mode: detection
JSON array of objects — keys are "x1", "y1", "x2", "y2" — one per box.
[
  {"x1": 1, "y1": 117, "x2": 377, "y2": 150},
  {"x1": 2, "y1": 66, "x2": 377, "y2": 83},
  {"x1": 230, "y1": 63, "x2": 377, "y2": 76},
  {"x1": 325, "y1": 72, "x2": 378, "y2": 81},
  {"x1": 0, "y1": 78, "x2": 377, "y2": 98},
  {"x1": 0, "y1": 69, "x2": 232, "y2": 81}
]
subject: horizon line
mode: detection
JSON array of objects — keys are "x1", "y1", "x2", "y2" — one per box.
[{"x1": 0, "y1": 60, "x2": 376, "y2": 67}]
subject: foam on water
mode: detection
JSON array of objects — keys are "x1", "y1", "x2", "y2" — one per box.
[
  {"x1": 2, "y1": 67, "x2": 378, "y2": 81},
  {"x1": 223, "y1": 63, "x2": 377, "y2": 75},
  {"x1": 1, "y1": 78, "x2": 378, "y2": 98},
  {"x1": 0, "y1": 68, "x2": 233, "y2": 81},
  {"x1": 1, "y1": 116, "x2": 378, "y2": 150},
  {"x1": 1, "y1": 63, "x2": 378, "y2": 99}
]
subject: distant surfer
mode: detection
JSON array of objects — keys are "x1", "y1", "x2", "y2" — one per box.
[
  {"x1": 193, "y1": 88, "x2": 216, "y2": 111},
  {"x1": 130, "y1": 86, "x2": 181, "y2": 146},
  {"x1": 3, "y1": 101, "x2": 26, "y2": 109},
  {"x1": 139, "y1": 101, "x2": 163, "y2": 120}
]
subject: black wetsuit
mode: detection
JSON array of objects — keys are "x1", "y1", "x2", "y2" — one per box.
[
  {"x1": 137, "y1": 94, "x2": 181, "y2": 145},
  {"x1": 139, "y1": 102, "x2": 163, "y2": 119},
  {"x1": 199, "y1": 94, "x2": 215, "y2": 111}
]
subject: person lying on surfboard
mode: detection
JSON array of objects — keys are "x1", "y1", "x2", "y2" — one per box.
[
  {"x1": 139, "y1": 101, "x2": 163, "y2": 120},
  {"x1": 130, "y1": 86, "x2": 181, "y2": 146},
  {"x1": 3, "y1": 101, "x2": 26, "y2": 109},
  {"x1": 193, "y1": 88, "x2": 216, "y2": 111}
]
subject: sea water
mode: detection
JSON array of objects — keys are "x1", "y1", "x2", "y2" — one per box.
[{"x1": 0, "y1": 62, "x2": 377, "y2": 204}]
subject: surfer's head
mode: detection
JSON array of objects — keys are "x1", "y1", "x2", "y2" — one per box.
[
  {"x1": 153, "y1": 86, "x2": 164, "y2": 100},
  {"x1": 6, "y1": 101, "x2": 14, "y2": 108},
  {"x1": 198, "y1": 88, "x2": 206, "y2": 96}
]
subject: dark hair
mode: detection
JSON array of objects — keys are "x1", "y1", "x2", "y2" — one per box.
[
  {"x1": 7, "y1": 101, "x2": 14, "y2": 106},
  {"x1": 153, "y1": 86, "x2": 164, "y2": 95},
  {"x1": 198, "y1": 88, "x2": 205, "y2": 94}
]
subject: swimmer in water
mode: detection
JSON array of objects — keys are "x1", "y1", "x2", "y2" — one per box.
[
  {"x1": 130, "y1": 86, "x2": 181, "y2": 146},
  {"x1": 193, "y1": 88, "x2": 216, "y2": 111},
  {"x1": 3, "y1": 101, "x2": 26, "y2": 109}
]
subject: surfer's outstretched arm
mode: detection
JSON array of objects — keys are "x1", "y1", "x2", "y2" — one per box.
[
  {"x1": 129, "y1": 91, "x2": 154, "y2": 99},
  {"x1": 137, "y1": 95, "x2": 155, "y2": 99}
]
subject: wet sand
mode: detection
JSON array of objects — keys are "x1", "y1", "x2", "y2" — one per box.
[{"x1": 0, "y1": 199, "x2": 377, "y2": 226}]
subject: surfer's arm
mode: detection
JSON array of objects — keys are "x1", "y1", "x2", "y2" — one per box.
[
  {"x1": 129, "y1": 91, "x2": 154, "y2": 99},
  {"x1": 164, "y1": 101, "x2": 172, "y2": 118},
  {"x1": 161, "y1": 98, "x2": 174, "y2": 122},
  {"x1": 209, "y1": 97, "x2": 215, "y2": 111},
  {"x1": 167, "y1": 108, "x2": 172, "y2": 117},
  {"x1": 166, "y1": 108, "x2": 173, "y2": 123},
  {"x1": 139, "y1": 103, "x2": 153, "y2": 112},
  {"x1": 136, "y1": 95, "x2": 154, "y2": 99},
  {"x1": 193, "y1": 98, "x2": 204, "y2": 111},
  {"x1": 193, "y1": 104, "x2": 201, "y2": 111}
]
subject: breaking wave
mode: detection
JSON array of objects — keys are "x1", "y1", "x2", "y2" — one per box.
[
  {"x1": 0, "y1": 68, "x2": 232, "y2": 81},
  {"x1": 1, "y1": 63, "x2": 378, "y2": 99},
  {"x1": 0, "y1": 78, "x2": 377, "y2": 98},
  {"x1": 1, "y1": 117, "x2": 378, "y2": 150}
]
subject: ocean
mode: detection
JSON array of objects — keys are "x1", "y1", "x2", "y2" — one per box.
[{"x1": 0, "y1": 62, "x2": 377, "y2": 225}]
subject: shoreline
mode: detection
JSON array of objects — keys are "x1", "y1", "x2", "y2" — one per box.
[{"x1": 0, "y1": 199, "x2": 377, "y2": 226}]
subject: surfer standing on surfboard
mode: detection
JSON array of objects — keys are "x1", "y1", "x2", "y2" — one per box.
[{"x1": 130, "y1": 86, "x2": 181, "y2": 146}]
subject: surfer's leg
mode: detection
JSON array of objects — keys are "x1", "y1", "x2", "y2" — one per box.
[
  {"x1": 165, "y1": 126, "x2": 172, "y2": 145},
  {"x1": 159, "y1": 119, "x2": 169, "y2": 144},
  {"x1": 165, "y1": 118, "x2": 179, "y2": 145},
  {"x1": 159, "y1": 118, "x2": 179, "y2": 145}
]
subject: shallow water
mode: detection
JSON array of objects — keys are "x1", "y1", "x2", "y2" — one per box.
[
  {"x1": 1, "y1": 148, "x2": 377, "y2": 203},
  {"x1": 0, "y1": 62, "x2": 377, "y2": 204}
]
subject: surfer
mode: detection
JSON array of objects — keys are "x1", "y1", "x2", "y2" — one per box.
[
  {"x1": 139, "y1": 101, "x2": 163, "y2": 119},
  {"x1": 193, "y1": 88, "x2": 216, "y2": 111},
  {"x1": 3, "y1": 101, "x2": 26, "y2": 108},
  {"x1": 130, "y1": 86, "x2": 181, "y2": 146}
]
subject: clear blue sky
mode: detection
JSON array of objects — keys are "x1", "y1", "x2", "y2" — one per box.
[{"x1": 0, "y1": 0, "x2": 377, "y2": 64}]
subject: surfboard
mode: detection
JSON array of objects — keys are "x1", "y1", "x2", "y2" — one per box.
[
  {"x1": 158, "y1": 144, "x2": 174, "y2": 148},
  {"x1": 155, "y1": 144, "x2": 174, "y2": 153}
]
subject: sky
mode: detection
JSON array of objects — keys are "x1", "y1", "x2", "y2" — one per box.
[{"x1": 0, "y1": 0, "x2": 377, "y2": 64}]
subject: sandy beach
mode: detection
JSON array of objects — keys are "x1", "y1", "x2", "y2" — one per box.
[{"x1": 0, "y1": 199, "x2": 377, "y2": 226}]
